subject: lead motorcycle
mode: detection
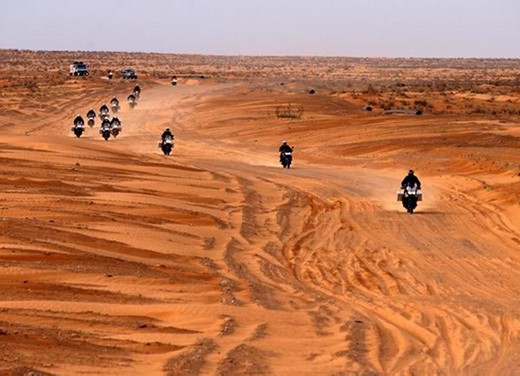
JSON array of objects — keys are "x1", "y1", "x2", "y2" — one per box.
[
  {"x1": 280, "y1": 151, "x2": 293, "y2": 168},
  {"x1": 159, "y1": 135, "x2": 174, "y2": 155},
  {"x1": 397, "y1": 183, "x2": 422, "y2": 214}
]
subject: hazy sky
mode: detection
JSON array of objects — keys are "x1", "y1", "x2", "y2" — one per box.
[{"x1": 1, "y1": 0, "x2": 519, "y2": 58}]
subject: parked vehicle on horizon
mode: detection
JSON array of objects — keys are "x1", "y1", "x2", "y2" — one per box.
[
  {"x1": 70, "y1": 61, "x2": 89, "y2": 76},
  {"x1": 121, "y1": 68, "x2": 137, "y2": 79}
]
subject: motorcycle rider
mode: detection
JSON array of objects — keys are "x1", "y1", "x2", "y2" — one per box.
[
  {"x1": 111, "y1": 97, "x2": 119, "y2": 106},
  {"x1": 279, "y1": 140, "x2": 293, "y2": 162},
  {"x1": 86, "y1": 108, "x2": 96, "y2": 119},
  {"x1": 401, "y1": 169, "x2": 421, "y2": 189},
  {"x1": 101, "y1": 117, "x2": 111, "y2": 129},
  {"x1": 111, "y1": 116, "x2": 121, "y2": 128},
  {"x1": 161, "y1": 127, "x2": 174, "y2": 143},
  {"x1": 127, "y1": 93, "x2": 136, "y2": 102},
  {"x1": 401, "y1": 169, "x2": 421, "y2": 212},
  {"x1": 73, "y1": 114, "x2": 84, "y2": 127},
  {"x1": 99, "y1": 104, "x2": 109, "y2": 113},
  {"x1": 133, "y1": 84, "x2": 141, "y2": 95}
]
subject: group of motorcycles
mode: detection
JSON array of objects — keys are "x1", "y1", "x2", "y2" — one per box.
[
  {"x1": 72, "y1": 99, "x2": 122, "y2": 141},
  {"x1": 72, "y1": 84, "x2": 421, "y2": 213},
  {"x1": 71, "y1": 85, "x2": 141, "y2": 141}
]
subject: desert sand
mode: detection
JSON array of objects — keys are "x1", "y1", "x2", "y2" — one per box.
[{"x1": 1, "y1": 50, "x2": 520, "y2": 375}]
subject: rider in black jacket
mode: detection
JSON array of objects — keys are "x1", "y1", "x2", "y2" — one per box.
[
  {"x1": 279, "y1": 141, "x2": 293, "y2": 161},
  {"x1": 111, "y1": 116, "x2": 121, "y2": 127},
  {"x1": 279, "y1": 141, "x2": 293, "y2": 153},
  {"x1": 161, "y1": 128, "x2": 174, "y2": 142},
  {"x1": 87, "y1": 109, "x2": 96, "y2": 118},
  {"x1": 401, "y1": 170, "x2": 421, "y2": 188},
  {"x1": 101, "y1": 117, "x2": 111, "y2": 129},
  {"x1": 74, "y1": 114, "x2": 84, "y2": 126}
]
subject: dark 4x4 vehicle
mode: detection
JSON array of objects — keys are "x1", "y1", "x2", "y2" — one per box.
[{"x1": 121, "y1": 68, "x2": 137, "y2": 79}]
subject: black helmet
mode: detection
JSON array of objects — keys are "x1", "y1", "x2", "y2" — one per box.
[{"x1": 408, "y1": 169, "x2": 414, "y2": 175}]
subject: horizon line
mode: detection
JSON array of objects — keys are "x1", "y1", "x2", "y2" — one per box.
[{"x1": 1, "y1": 48, "x2": 519, "y2": 61}]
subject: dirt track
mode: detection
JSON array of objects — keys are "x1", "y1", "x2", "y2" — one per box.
[{"x1": 2, "y1": 62, "x2": 520, "y2": 375}]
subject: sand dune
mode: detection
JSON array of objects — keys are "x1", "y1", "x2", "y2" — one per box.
[{"x1": 1, "y1": 51, "x2": 520, "y2": 375}]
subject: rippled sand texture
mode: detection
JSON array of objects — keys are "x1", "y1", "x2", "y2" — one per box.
[{"x1": 1, "y1": 51, "x2": 520, "y2": 375}]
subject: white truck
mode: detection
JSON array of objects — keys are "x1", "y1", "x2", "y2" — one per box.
[{"x1": 70, "y1": 61, "x2": 89, "y2": 76}]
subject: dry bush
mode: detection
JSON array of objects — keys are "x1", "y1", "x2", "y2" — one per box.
[
  {"x1": 275, "y1": 103, "x2": 304, "y2": 119},
  {"x1": 414, "y1": 100, "x2": 428, "y2": 107}
]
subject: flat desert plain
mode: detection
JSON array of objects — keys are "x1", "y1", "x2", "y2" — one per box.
[{"x1": 1, "y1": 50, "x2": 520, "y2": 375}]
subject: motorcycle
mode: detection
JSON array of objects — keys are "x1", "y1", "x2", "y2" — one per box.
[
  {"x1": 86, "y1": 111, "x2": 96, "y2": 127},
  {"x1": 99, "y1": 108, "x2": 109, "y2": 120},
  {"x1": 111, "y1": 119, "x2": 121, "y2": 138},
  {"x1": 100, "y1": 125, "x2": 111, "y2": 141},
  {"x1": 71, "y1": 123, "x2": 84, "y2": 138},
  {"x1": 127, "y1": 94, "x2": 137, "y2": 108},
  {"x1": 397, "y1": 184, "x2": 422, "y2": 214},
  {"x1": 280, "y1": 151, "x2": 293, "y2": 168},
  {"x1": 110, "y1": 99, "x2": 120, "y2": 113},
  {"x1": 159, "y1": 136, "x2": 174, "y2": 155}
]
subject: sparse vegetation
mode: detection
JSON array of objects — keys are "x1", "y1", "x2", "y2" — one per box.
[{"x1": 275, "y1": 103, "x2": 304, "y2": 119}]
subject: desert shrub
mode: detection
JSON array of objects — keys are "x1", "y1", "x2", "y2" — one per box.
[
  {"x1": 24, "y1": 80, "x2": 38, "y2": 92},
  {"x1": 364, "y1": 84, "x2": 378, "y2": 95},
  {"x1": 275, "y1": 103, "x2": 304, "y2": 119},
  {"x1": 381, "y1": 101, "x2": 395, "y2": 111},
  {"x1": 472, "y1": 107, "x2": 490, "y2": 114}
]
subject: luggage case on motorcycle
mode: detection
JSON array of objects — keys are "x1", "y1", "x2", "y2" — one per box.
[{"x1": 397, "y1": 189, "x2": 404, "y2": 201}]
